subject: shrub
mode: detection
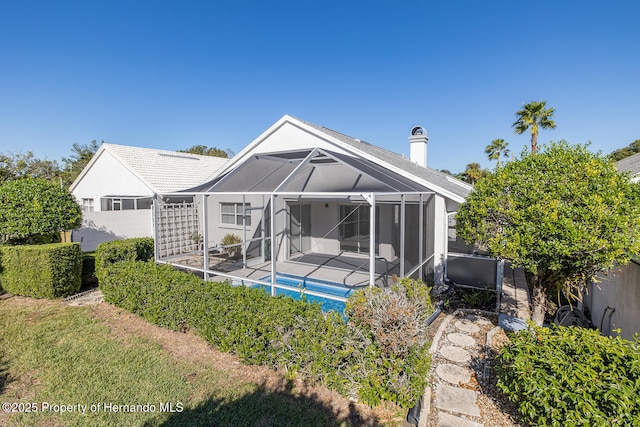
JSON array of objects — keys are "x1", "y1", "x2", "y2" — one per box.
[
  {"x1": 220, "y1": 233, "x2": 241, "y2": 256},
  {"x1": 99, "y1": 260, "x2": 198, "y2": 331},
  {"x1": 345, "y1": 278, "x2": 433, "y2": 407},
  {"x1": 95, "y1": 238, "x2": 154, "y2": 282},
  {"x1": 0, "y1": 243, "x2": 81, "y2": 298},
  {"x1": 99, "y1": 260, "x2": 434, "y2": 409},
  {"x1": 0, "y1": 177, "x2": 82, "y2": 244},
  {"x1": 497, "y1": 324, "x2": 640, "y2": 426}
]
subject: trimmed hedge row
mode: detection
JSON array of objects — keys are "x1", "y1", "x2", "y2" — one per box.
[
  {"x1": 497, "y1": 324, "x2": 640, "y2": 426},
  {"x1": 0, "y1": 243, "x2": 82, "y2": 298},
  {"x1": 96, "y1": 240, "x2": 433, "y2": 408},
  {"x1": 95, "y1": 237, "x2": 154, "y2": 282}
]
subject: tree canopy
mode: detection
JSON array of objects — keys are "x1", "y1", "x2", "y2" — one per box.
[
  {"x1": 458, "y1": 162, "x2": 489, "y2": 184},
  {"x1": 610, "y1": 139, "x2": 640, "y2": 162},
  {"x1": 456, "y1": 141, "x2": 640, "y2": 324},
  {"x1": 0, "y1": 152, "x2": 61, "y2": 184},
  {"x1": 61, "y1": 140, "x2": 101, "y2": 187},
  {"x1": 178, "y1": 145, "x2": 229, "y2": 158},
  {"x1": 0, "y1": 178, "x2": 82, "y2": 244}
]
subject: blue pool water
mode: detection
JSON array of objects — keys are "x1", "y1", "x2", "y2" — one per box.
[{"x1": 252, "y1": 274, "x2": 355, "y2": 313}]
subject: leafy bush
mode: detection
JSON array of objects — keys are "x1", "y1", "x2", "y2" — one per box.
[
  {"x1": 99, "y1": 258, "x2": 434, "y2": 408},
  {"x1": 0, "y1": 177, "x2": 82, "y2": 244},
  {"x1": 0, "y1": 243, "x2": 81, "y2": 298},
  {"x1": 94, "y1": 238, "x2": 154, "y2": 282},
  {"x1": 100, "y1": 261, "x2": 198, "y2": 331},
  {"x1": 497, "y1": 324, "x2": 640, "y2": 426}
]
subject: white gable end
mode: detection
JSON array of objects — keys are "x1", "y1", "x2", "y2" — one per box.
[
  {"x1": 71, "y1": 149, "x2": 154, "y2": 211},
  {"x1": 251, "y1": 121, "x2": 353, "y2": 157}
]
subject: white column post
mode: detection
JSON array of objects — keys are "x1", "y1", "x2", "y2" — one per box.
[
  {"x1": 242, "y1": 194, "x2": 247, "y2": 268},
  {"x1": 152, "y1": 194, "x2": 159, "y2": 261},
  {"x1": 419, "y1": 193, "x2": 424, "y2": 280},
  {"x1": 400, "y1": 194, "x2": 406, "y2": 277},
  {"x1": 369, "y1": 193, "x2": 376, "y2": 287},
  {"x1": 202, "y1": 194, "x2": 209, "y2": 280},
  {"x1": 270, "y1": 194, "x2": 277, "y2": 296}
]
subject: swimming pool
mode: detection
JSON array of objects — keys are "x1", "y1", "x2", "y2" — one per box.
[{"x1": 252, "y1": 274, "x2": 355, "y2": 313}]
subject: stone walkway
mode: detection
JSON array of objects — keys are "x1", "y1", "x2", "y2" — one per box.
[
  {"x1": 64, "y1": 288, "x2": 104, "y2": 306},
  {"x1": 419, "y1": 311, "x2": 500, "y2": 427}
]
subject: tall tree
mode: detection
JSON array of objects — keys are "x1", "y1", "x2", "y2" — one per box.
[
  {"x1": 456, "y1": 141, "x2": 640, "y2": 325},
  {"x1": 485, "y1": 139, "x2": 510, "y2": 167},
  {"x1": 61, "y1": 140, "x2": 101, "y2": 187},
  {"x1": 512, "y1": 101, "x2": 556, "y2": 154},
  {"x1": 178, "y1": 145, "x2": 229, "y2": 158}
]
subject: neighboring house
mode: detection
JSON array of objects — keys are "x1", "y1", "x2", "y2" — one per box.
[
  {"x1": 584, "y1": 153, "x2": 640, "y2": 340},
  {"x1": 70, "y1": 143, "x2": 229, "y2": 251},
  {"x1": 154, "y1": 115, "x2": 473, "y2": 289}
]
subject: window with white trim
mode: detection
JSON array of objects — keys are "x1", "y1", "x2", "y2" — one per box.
[
  {"x1": 220, "y1": 202, "x2": 251, "y2": 226},
  {"x1": 81, "y1": 198, "x2": 94, "y2": 212},
  {"x1": 100, "y1": 196, "x2": 152, "y2": 211}
]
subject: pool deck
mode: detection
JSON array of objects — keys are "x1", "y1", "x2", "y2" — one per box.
[{"x1": 169, "y1": 252, "x2": 398, "y2": 288}]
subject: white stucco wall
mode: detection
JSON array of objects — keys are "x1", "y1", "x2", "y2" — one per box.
[
  {"x1": 585, "y1": 262, "x2": 640, "y2": 340},
  {"x1": 72, "y1": 210, "x2": 152, "y2": 251},
  {"x1": 72, "y1": 150, "x2": 153, "y2": 211}
]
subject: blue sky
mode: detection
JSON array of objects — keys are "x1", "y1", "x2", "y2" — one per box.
[{"x1": 1, "y1": 0, "x2": 638, "y2": 174}]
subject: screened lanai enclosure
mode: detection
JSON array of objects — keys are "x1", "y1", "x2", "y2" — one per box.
[{"x1": 154, "y1": 148, "x2": 439, "y2": 308}]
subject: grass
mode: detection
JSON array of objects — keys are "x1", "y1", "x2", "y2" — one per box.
[{"x1": 0, "y1": 300, "x2": 357, "y2": 427}]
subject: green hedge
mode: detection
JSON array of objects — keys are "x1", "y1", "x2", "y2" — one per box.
[
  {"x1": 497, "y1": 324, "x2": 640, "y2": 426},
  {"x1": 95, "y1": 237, "x2": 154, "y2": 282},
  {"x1": 0, "y1": 243, "x2": 81, "y2": 298},
  {"x1": 98, "y1": 254, "x2": 433, "y2": 408}
]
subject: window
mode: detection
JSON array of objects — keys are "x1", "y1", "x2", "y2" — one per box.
[
  {"x1": 220, "y1": 202, "x2": 251, "y2": 226},
  {"x1": 100, "y1": 197, "x2": 153, "y2": 211},
  {"x1": 81, "y1": 198, "x2": 94, "y2": 212},
  {"x1": 339, "y1": 205, "x2": 379, "y2": 254}
]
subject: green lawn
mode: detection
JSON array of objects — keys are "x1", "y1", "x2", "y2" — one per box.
[{"x1": 0, "y1": 300, "x2": 368, "y2": 427}]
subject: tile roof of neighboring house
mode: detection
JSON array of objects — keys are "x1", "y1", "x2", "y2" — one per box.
[
  {"x1": 616, "y1": 152, "x2": 640, "y2": 177},
  {"x1": 295, "y1": 117, "x2": 472, "y2": 200},
  {"x1": 72, "y1": 143, "x2": 229, "y2": 193}
]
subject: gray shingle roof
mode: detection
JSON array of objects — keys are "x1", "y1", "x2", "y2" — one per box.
[
  {"x1": 103, "y1": 143, "x2": 229, "y2": 193},
  {"x1": 295, "y1": 117, "x2": 472, "y2": 200},
  {"x1": 616, "y1": 152, "x2": 640, "y2": 177}
]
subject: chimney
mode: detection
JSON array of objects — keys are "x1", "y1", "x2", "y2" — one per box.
[{"x1": 409, "y1": 125, "x2": 428, "y2": 167}]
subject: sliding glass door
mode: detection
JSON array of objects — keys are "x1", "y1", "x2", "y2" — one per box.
[{"x1": 290, "y1": 204, "x2": 311, "y2": 255}]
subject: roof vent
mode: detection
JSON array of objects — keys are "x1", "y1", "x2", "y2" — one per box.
[{"x1": 158, "y1": 153, "x2": 201, "y2": 161}]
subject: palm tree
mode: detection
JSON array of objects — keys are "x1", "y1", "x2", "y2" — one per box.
[
  {"x1": 485, "y1": 138, "x2": 510, "y2": 167},
  {"x1": 462, "y1": 162, "x2": 486, "y2": 184},
  {"x1": 512, "y1": 101, "x2": 556, "y2": 154}
]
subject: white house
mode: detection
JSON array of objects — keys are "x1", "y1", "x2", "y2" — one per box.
[
  {"x1": 154, "y1": 115, "x2": 473, "y2": 291},
  {"x1": 584, "y1": 152, "x2": 640, "y2": 340},
  {"x1": 70, "y1": 143, "x2": 229, "y2": 251}
]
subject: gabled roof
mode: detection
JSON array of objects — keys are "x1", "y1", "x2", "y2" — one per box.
[
  {"x1": 207, "y1": 115, "x2": 471, "y2": 203},
  {"x1": 616, "y1": 152, "x2": 640, "y2": 178},
  {"x1": 296, "y1": 117, "x2": 471, "y2": 200},
  {"x1": 70, "y1": 143, "x2": 230, "y2": 193},
  {"x1": 187, "y1": 147, "x2": 431, "y2": 194}
]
